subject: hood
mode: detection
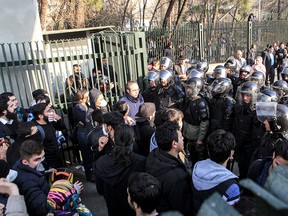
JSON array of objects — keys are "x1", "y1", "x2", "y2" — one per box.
[
  {"x1": 146, "y1": 149, "x2": 188, "y2": 178},
  {"x1": 95, "y1": 155, "x2": 133, "y2": 186},
  {"x1": 89, "y1": 88, "x2": 103, "y2": 110},
  {"x1": 192, "y1": 159, "x2": 238, "y2": 190}
]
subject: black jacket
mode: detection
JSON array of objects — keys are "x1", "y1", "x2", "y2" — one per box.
[
  {"x1": 13, "y1": 160, "x2": 50, "y2": 216},
  {"x1": 146, "y1": 148, "x2": 193, "y2": 216},
  {"x1": 95, "y1": 152, "x2": 146, "y2": 216}
]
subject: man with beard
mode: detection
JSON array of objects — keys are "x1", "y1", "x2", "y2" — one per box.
[
  {"x1": 0, "y1": 95, "x2": 19, "y2": 143},
  {"x1": 31, "y1": 103, "x2": 66, "y2": 169},
  {"x1": 119, "y1": 81, "x2": 144, "y2": 119}
]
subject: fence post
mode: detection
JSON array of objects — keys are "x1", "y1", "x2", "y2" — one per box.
[
  {"x1": 247, "y1": 21, "x2": 253, "y2": 58},
  {"x1": 198, "y1": 23, "x2": 205, "y2": 60}
]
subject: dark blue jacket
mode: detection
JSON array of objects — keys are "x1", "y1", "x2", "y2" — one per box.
[
  {"x1": 13, "y1": 160, "x2": 50, "y2": 216},
  {"x1": 119, "y1": 94, "x2": 144, "y2": 118}
]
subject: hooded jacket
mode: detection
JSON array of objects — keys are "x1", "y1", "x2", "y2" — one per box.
[
  {"x1": 95, "y1": 152, "x2": 146, "y2": 216},
  {"x1": 146, "y1": 148, "x2": 193, "y2": 216},
  {"x1": 192, "y1": 159, "x2": 240, "y2": 212}
]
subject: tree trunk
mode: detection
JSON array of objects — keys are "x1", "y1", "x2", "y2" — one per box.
[
  {"x1": 121, "y1": 0, "x2": 131, "y2": 31},
  {"x1": 75, "y1": 0, "x2": 85, "y2": 28},
  {"x1": 148, "y1": 0, "x2": 161, "y2": 30},
  {"x1": 162, "y1": 0, "x2": 176, "y2": 29},
  {"x1": 277, "y1": 0, "x2": 281, "y2": 20},
  {"x1": 38, "y1": 0, "x2": 48, "y2": 30},
  {"x1": 142, "y1": 0, "x2": 148, "y2": 27},
  {"x1": 174, "y1": 0, "x2": 188, "y2": 27}
]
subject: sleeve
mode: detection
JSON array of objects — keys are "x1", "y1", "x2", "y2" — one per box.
[
  {"x1": 21, "y1": 180, "x2": 51, "y2": 216},
  {"x1": 222, "y1": 183, "x2": 240, "y2": 206},
  {"x1": 5, "y1": 195, "x2": 28, "y2": 216}
]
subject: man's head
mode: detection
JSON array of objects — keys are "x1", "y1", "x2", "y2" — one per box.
[
  {"x1": 236, "y1": 50, "x2": 243, "y2": 60},
  {"x1": 271, "y1": 139, "x2": 288, "y2": 170},
  {"x1": 0, "y1": 95, "x2": 17, "y2": 120},
  {"x1": 20, "y1": 140, "x2": 45, "y2": 169},
  {"x1": 73, "y1": 64, "x2": 81, "y2": 74},
  {"x1": 268, "y1": 45, "x2": 274, "y2": 53},
  {"x1": 31, "y1": 102, "x2": 50, "y2": 122},
  {"x1": 0, "y1": 92, "x2": 18, "y2": 109},
  {"x1": 126, "y1": 81, "x2": 140, "y2": 99},
  {"x1": 91, "y1": 109, "x2": 103, "y2": 126},
  {"x1": 151, "y1": 59, "x2": 160, "y2": 70},
  {"x1": 155, "y1": 120, "x2": 184, "y2": 153},
  {"x1": 102, "y1": 111, "x2": 125, "y2": 139},
  {"x1": 206, "y1": 129, "x2": 236, "y2": 164},
  {"x1": 127, "y1": 172, "x2": 161, "y2": 215}
]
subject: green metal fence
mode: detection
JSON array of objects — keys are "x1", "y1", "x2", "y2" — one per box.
[
  {"x1": 145, "y1": 20, "x2": 288, "y2": 64},
  {"x1": 0, "y1": 31, "x2": 147, "y2": 111}
]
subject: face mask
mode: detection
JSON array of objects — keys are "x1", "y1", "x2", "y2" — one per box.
[
  {"x1": 36, "y1": 157, "x2": 45, "y2": 172},
  {"x1": 102, "y1": 125, "x2": 109, "y2": 136},
  {"x1": 99, "y1": 99, "x2": 108, "y2": 107},
  {"x1": 6, "y1": 169, "x2": 18, "y2": 182}
]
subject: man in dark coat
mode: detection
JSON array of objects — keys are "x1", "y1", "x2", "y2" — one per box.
[
  {"x1": 146, "y1": 121, "x2": 193, "y2": 216},
  {"x1": 13, "y1": 140, "x2": 51, "y2": 216}
]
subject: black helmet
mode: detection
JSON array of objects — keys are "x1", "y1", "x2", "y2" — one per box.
[
  {"x1": 196, "y1": 61, "x2": 209, "y2": 73},
  {"x1": 281, "y1": 67, "x2": 288, "y2": 82},
  {"x1": 187, "y1": 69, "x2": 205, "y2": 80},
  {"x1": 147, "y1": 71, "x2": 159, "y2": 83},
  {"x1": 256, "y1": 103, "x2": 288, "y2": 138},
  {"x1": 224, "y1": 60, "x2": 236, "y2": 71},
  {"x1": 159, "y1": 69, "x2": 173, "y2": 83},
  {"x1": 250, "y1": 71, "x2": 265, "y2": 88},
  {"x1": 257, "y1": 89, "x2": 279, "y2": 103},
  {"x1": 185, "y1": 77, "x2": 203, "y2": 97},
  {"x1": 239, "y1": 65, "x2": 252, "y2": 80},
  {"x1": 238, "y1": 81, "x2": 259, "y2": 109},
  {"x1": 272, "y1": 80, "x2": 288, "y2": 98},
  {"x1": 160, "y1": 57, "x2": 173, "y2": 69},
  {"x1": 211, "y1": 78, "x2": 232, "y2": 97},
  {"x1": 213, "y1": 65, "x2": 227, "y2": 79}
]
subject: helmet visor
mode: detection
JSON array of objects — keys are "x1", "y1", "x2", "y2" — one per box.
[{"x1": 256, "y1": 102, "x2": 277, "y2": 123}]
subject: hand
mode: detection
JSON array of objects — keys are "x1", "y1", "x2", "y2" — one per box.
[
  {"x1": 123, "y1": 116, "x2": 135, "y2": 125},
  {"x1": 0, "y1": 203, "x2": 5, "y2": 216},
  {"x1": 0, "y1": 178, "x2": 19, "y2": 196},
  {"x1": 46, "y1": 168, "x2": 57, "y2": 173},
  {"x1": 109, "y1": 82, "x2": 115, "y2": 90},
  {"x1": 74, "y1": 181, "x2": 84, "y2": 194},
  {"x1": 0, "y1": 139, "x2": 8, "y2": 160},
  {"x1": 98, "y1": 136, "x2": 108, "y2": 152}
]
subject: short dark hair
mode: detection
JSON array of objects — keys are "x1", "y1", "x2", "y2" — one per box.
[
  {"x1": 102, "y1": 111, "x2": 124, "y2": 130},
  {"x1": 20, "y1": 140, "x2": 44, "y2": 160},
  {"x1": 162, "y1": 108, "x2": 184, "y2": 123},
  {"x1": 0, "y1": 95, "x2": 9, "y2": 116},
  {"x1": 128, "y1": 172, "x2": 161, "y2": 214},
  {"x1": 206, "y1": 129, "x2": 236, "y2": 164},
  {"x1": 35, "y1": 94, "x2": 50, "y2": 104},
  {"x1": 16, "y1": 122, "x2": 36, "y2": 138},
  {"x1": 0, "y1": 92, "x2": 14, "y2": 98},
  {"x1": 114, "y1": 101, "x2": 129, "y2": 116},
  {"x1": 31, "y1": 103, "x2": 47, "y2": 120},
  {"x1": 91, "y1": 109, "x2": 103, "y2": 124},
  {"x1": 274, "y1": 139, "x2": 288, "y2": 160},
  {"x1": 75, "y1": 89, "x2": 87, "y2": 103},
  {"x1": 155, "y1": 121, "x2": 179, "y2": 151}
]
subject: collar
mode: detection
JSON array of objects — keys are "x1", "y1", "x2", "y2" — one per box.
[{"x1": 0, "y1": 118, "x2": 13, "y2": 125}]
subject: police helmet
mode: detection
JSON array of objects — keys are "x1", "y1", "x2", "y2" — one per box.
[
  {"x1": 185, "y1": 77, "x2": 203, "y2": 97},
  {"x1": 239, "y1": 65, "x2": 252, "y2": 80},
  {"x1": 211, "y1": 78, "x2": 232, "y2": 97},
  {"x1": 213, "y1": 65, "x2": 227, "y2": 79},
  {"x1": 272, "y1": 80, "x2": 288, "y2": 98},
  {"x1": 250, "y1": 71, "x2": 265, "y2": 88},
  {"x1": 160, "y1": 57, "x2": 173, "y2": 69},
  {"x1": 196, "y1": 61, "x2": 209, "y2": 73},
  {"x1": 257, "y1": 89, "x2": 279, "y2": 103},
  {"x1": 159, "y1": 69, "x2": 173, "y2": 83}
]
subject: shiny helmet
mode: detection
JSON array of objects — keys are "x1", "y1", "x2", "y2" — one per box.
[
  {"x1": 212, "y1": 65, "x2": 227, "y2": 79},
  {"x1": 187, "y1": 68, "x2": 205, "y2": 81},
  {"x1": 281, "y1": 67, "x2": 288, "y2": 83},
  {"x1": 250, "y1": 71, "x2": 265, "y2": 88},
  {"x1": 211, "y1": 78, "x2": 232, "y2": 98},
  {"x1": 184, "y1": 77, "x2": 204, "y2": 98},
  {"x1": 257, "y1": 89, "x2": 279, "y2": 103},
  {"x1": 256, "y1": 102, "x2": 288, "y2": 138},
  {"x1": 239, "y1": 65, "x2": 252, "y2": 80},
  {"x1": 271, "y1": 80, "x2": 288, "y2": 98},
  {"x1": 147, "y1": 71, "x2": 159, "y2": 83},
  {"x1": 196, "y1": 60, "x2": 209, "y2": 73},
  {"x1": 159, "y1": 69, "x2": 173, "y2": 83},
  {"x1": 238, "y1": 81, "x2": 259, "y2": 109},
  {"x1": 160, "y1": 57, "x2": 173, "y2": 69}
]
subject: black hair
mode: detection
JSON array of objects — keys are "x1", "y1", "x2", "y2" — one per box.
[
  {"x1": 206, "y1": 129, "x2": 236, "y2": 164},
  {"x1": 112, "y1": 124, "x2": 134, "y2": 166},
  {"x1": 0, "y1": 92, "x2": 14, "y2": 98},
  {"x1": 128, "y1": 172, "x2": 161, "y2": 214},
  {"x1": 91, "y1": 109, "x2": 103, "y2": 124},
  {"x1": 274, "y1": 139, "x2": 288, "y2": 160},
  {"x1": 114, "y1": 101, "x2": 129, "y2": 116},
  {"x1": 0, "y1": 95, "x2": 10, "y2": 117},
  {"x1": 31, "y1": 103, "x2": 47, "y2": 120},
  {"x1": 35, "y1": 94, "x2": 50, "y2": 104},
  {"x1": 20, "y1": 140, "x2": 44, "y2": 160},
  {"x1": 16, "y1": 122, "x2": 37, "y2": 138},
  {"x1": 155, "y1": 121, "x2": 179, "y2": 151},
  {"x1": 32, "y1": 89, "x2": 48, "y2": 100},
  {"x1": 102, "y1": 111, "x2": 124, "y2": 130},
  {"x1": 162, "y1": 108, "x2": 184, "y2": 123}
]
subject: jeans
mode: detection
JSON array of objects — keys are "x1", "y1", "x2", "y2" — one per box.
[{"x1": 77, "y1": 129, "x2": 93, "y2": 180}]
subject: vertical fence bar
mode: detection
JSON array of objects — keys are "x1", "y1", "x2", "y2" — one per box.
[
  {"x1": 247, "y1": 21, "x2": 253, "y2": 59},
  {"x1": 198, "y1": 23, "x2": 205, "y2": 61}
]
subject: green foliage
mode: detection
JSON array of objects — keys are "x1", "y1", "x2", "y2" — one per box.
[
  {"x1": 237, "y1": 0, "x2": 253, "y2": 18},
  {"x1": 85, "y1": 0, "x2": 103, "y2": 11}
]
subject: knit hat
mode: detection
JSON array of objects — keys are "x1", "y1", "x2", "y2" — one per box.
[
  {"x1": 89, "y1": 88, "x2": 103, "y2": 110},
  {"x1": 47, "y1": 179, "x2": 78, "y2": 210},
  {"x1": 0, "y1": 160, "x2": 10, "y2": 178},
  {"x1": 137, "y1": 103, "x2": 156, "y2": 119}
]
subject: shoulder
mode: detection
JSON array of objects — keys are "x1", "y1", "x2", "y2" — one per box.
[{"x1": 223, "y1": 182, "x2": 240, "y2": 205}]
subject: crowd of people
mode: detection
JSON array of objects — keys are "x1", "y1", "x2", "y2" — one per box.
[{"x1": 0, "y1": 40, "x2": 288, "y2": 216}]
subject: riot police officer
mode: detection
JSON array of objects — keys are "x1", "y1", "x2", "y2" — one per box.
[
  {"x1": 143, "y1": 71, "x2": 159, "y2": 103},
  {"x1": 272, "y1": 80, "x2": 288, "y2": 105},
  {"x1": 250, "y1": 71, "x2": 267, "y2": 91}
]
